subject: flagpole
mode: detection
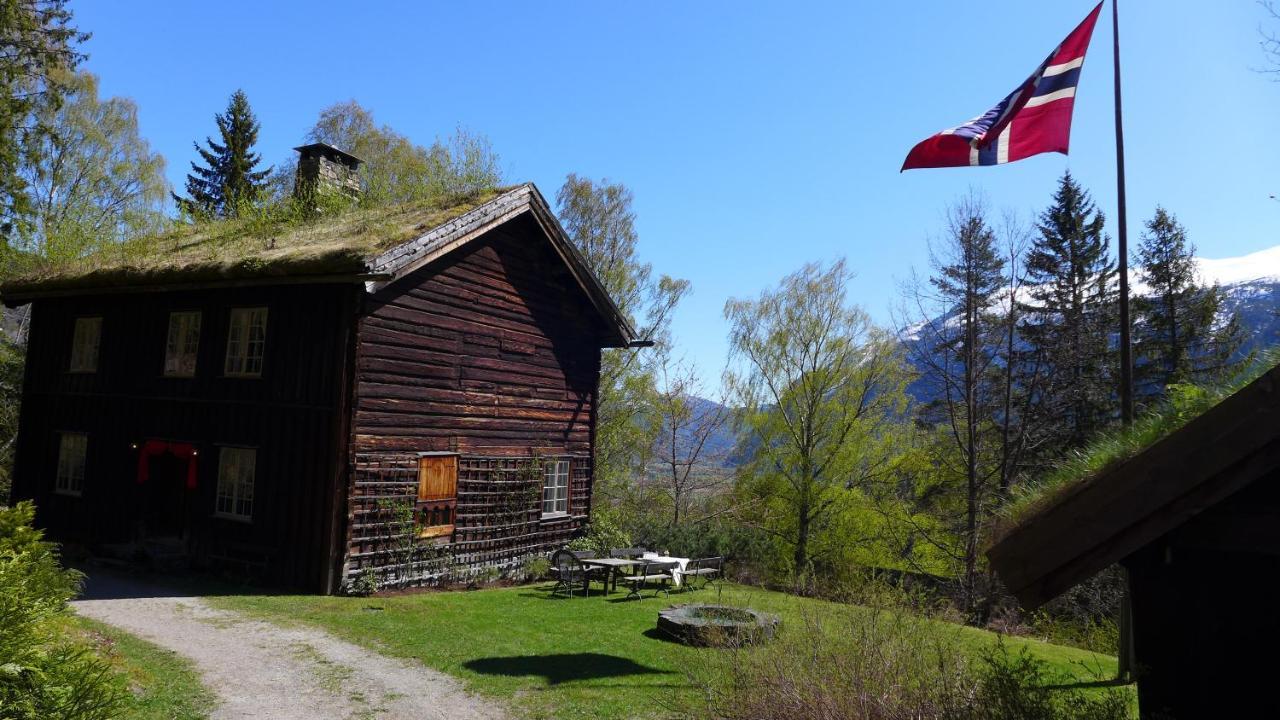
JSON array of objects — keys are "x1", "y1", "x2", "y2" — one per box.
[
  {"x1": 1113, "y1": 0, "x2": 1133, "y2": 426},
  {"x1": 1112, "y1": 0, "x2": 1137, "y2": 685}
]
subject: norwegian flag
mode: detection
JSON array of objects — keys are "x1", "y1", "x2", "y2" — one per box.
[{"x1": 902, "y1": 3, "x2": 1103, "y2": 170}]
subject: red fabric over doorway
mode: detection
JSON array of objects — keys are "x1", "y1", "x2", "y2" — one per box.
[{"x1": 136, "y1": 440, "x2": 199, "y2": 490}]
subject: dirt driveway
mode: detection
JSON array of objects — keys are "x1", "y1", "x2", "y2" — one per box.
[{"x1": 72, "y1": 569, "x2": 508, "y2": 720}]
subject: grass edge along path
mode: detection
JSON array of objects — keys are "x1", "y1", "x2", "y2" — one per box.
[
  {"x1": 209, "y1": 582, "x2": 1126, "y2": 720},
  {"x1": 69, "y1": 615, "x2": 217, "y2": 720}
]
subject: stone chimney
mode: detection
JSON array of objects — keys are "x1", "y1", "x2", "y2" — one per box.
[{"x1": 293, "y1": 142, "x2": 363, "y2": 201}]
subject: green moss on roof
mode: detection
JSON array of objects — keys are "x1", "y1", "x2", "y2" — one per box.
[
  {"x1": 2, "y1": 188, "x2": 509, "y2": 297},
  {"x1": 989, "y1": 349, "x2": 1280, "y2": 545}
]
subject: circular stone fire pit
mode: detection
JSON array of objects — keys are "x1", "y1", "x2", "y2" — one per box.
[{"x1": 657, "y1": 604, "x2": 780, "y2": 647}]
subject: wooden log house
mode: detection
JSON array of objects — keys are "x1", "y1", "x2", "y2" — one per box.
[
  {"x1": 2, "y1": 144, "x2": 639, "y2": 593},
  {"x1": 988, "y1": 362, "x2": 1280, "y2": 718}
]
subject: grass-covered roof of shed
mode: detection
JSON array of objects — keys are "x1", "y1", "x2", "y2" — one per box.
[
  {"x1": 1, "y1": 188, "x2": 508, "y2": 298},
  {"x1": 989, "y1": 349, "x2": 1280, "y2": 545}
]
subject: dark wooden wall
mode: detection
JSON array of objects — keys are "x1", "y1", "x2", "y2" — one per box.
[
  {"x1": 1124, "y1": 472, "x2": 1280, "y2": 719},
  {"x1": 347, "y1": 214, "x2": 605, "y2": 584},
  {"x1": 11, "y1": 283, "x2": 357, "y2": 591}
]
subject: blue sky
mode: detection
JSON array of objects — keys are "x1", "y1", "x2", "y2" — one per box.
[{"x1": 76, "y1": 1, "x2": 1279, "y2": 385}]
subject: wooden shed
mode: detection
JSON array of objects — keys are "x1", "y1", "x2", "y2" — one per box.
[
  {"x1": 988, "y1": 363, "x2": 1280, "y2": 719},
  {"x1": 2, "y1": 160, "x2": 638, "y2": 594}
]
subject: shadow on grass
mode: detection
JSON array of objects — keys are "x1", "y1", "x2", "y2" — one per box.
[
  {"x1": 641, "y1": 627, "x2": 686, "y2": 645},
  {"x1": 464, "y1": 652, "x2": 675, "y2": 685}
]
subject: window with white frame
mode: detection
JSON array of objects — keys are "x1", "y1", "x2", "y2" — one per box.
[
  {"x1": 69, "y1": 317, "x2": 102, "y2": 373},
  {"x1": 224, "y1": 307, "x2": 268, "y2": 377},
  {"x1": 541, "y1": 458, "x2": 570, "y2": 517},
  {"x1": 164, "y1": 311, "x2": 202, "y2": 377},
  {"x1": 55, "y1": 433, "x2": 87, "y2": 496},
  {"x1": 215, "y1": 447, "x2": 255, "y2": 521}
]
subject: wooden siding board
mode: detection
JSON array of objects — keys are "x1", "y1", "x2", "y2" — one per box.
[{"x1": 346, "y1": 219, "x2": 602, "y2": 584}]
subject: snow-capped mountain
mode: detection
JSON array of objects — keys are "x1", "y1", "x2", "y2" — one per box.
[
  {"x1": 1198, "y1": 247, "x2": 1280, "y2": 356},
  {"x1": 1196, "y1": 245, "x2": 1280, "y2": 289}
]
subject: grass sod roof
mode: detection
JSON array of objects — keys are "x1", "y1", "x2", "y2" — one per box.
[
  {"x1": 988, "y1": 349, "x2": 1280, "y2": 607},
  {"x1": 991, "y1": 350, "x2": 1280, "y2": 544},
  {"x1": 0, "y1": 187, "x2": 511, "y2": 300}
]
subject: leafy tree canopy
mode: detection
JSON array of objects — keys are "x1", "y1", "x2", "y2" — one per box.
[
  {"x1": 556, "y1": 174, "x2": 689, "y2": 496},
  {"x1": 0, "y1": 0, "x2": 87, "y2": 244},
  {"x1": 284, "y1": 100, "x2": 502, "y2": 207},
  {"x1": 17, "y1": 70, "x2": 168, "y2": 262}
]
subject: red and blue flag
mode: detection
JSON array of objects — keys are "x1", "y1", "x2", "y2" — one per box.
[{"x1": 902, "y1": 3, "x2": 1104, "y2": 170}]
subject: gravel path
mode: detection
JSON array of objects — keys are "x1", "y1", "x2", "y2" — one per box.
[{"x1": 72, "y1": 570, "x2": 508, "y2": 720}]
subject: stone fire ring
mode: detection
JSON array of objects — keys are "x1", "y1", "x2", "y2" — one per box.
[{"x1": 656, "y1": 604, "x2": 780, "y2": 646}]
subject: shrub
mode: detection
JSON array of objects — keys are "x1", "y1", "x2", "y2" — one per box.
[
  {"x1": 0, "y1": 502, "x2": 127, "y2": 719},
  {"x1": 567, "y1": 505, "x2": 633, "y2": 553},
  {"x1": 626, "y1": 515, "x2": 775, "y2": 578},
  {"x1": 1028, "y1": 565, "x2": 1124, "y2": 653},
  {"x1": 344, "y1": 567, "x2": 378, "y2": 597},
  {"x1": 518, "y1": 554, "x2": 551, "y2": 582},
  {"x1": 685, "y1": 604, "x2": 1130, "y2": 720},
  {"x1": 976, "y1": 642, "x2": 1130, "y2": 720}
]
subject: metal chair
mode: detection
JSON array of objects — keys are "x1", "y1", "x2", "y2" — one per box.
[{"x1": 549, "y1": 549, "x2": 605, "y2": 597}]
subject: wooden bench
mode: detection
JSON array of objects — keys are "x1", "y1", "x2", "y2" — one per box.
[
  {"x1": 683, "y1": 556, "x2": 723, "y2": 590},
  {"x1": 621, "y1": 561, "x2": 679, "y2": 600}
]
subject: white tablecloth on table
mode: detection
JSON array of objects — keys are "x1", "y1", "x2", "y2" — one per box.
[{"x1": 641, "y1": 553, "x2": 691, "y2": 587}]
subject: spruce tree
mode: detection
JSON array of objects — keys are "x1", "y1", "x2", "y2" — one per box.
[
  {"x1": 173, "y1": 90, "x2": 270, "y2": 219},
  {"x1": 1019, "y1": 171, "x2": 1117, "y2": 451},
  {"x1": 1133, "y1": 207, "x2": 1243, "y2": 402}
]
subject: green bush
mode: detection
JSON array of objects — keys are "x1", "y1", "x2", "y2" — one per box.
[
  {"x1": 0, "y1": 502, "x2": 127, "y2": 719},
  {"x1": 626, "y1": 514, "x2": 776, "y2": 578},
  {"x1": 566, "y1": 505, "x2": 633, "y2": 553},
  {"x1": 976, "y1": 642, "x2": 1131, "y2": 720},
  {"x1": 518, "y1": 554, "x2": 551, "y2": 581}
]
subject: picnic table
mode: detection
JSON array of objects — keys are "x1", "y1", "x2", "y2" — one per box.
[{"x1": 578, "y1": 557, "x2": 640, "y2": 593}]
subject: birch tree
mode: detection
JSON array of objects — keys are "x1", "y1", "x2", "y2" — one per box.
[{"x1": 726, "y1": 259, "x2": 910, "y2": 581}]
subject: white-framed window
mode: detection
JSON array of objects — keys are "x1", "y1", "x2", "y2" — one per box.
[
  {"x1": 215, "y1": 446, "x2": 255, "y2": 521},
  {"x1": 69, "y1": 317, "x2": 102, "y2": 373},
  {"x1": 542, "y1": 458, "x2": 570, "y2": 517},
  {"x1": 55, "y1": 432, "x2": 88, "y2": 496},
  {"x1": 224, "y1": 307, "x2": 268, "y2": 377},
  {"x1": 164, "y1": 311, "x2": 202, "y2": 377}
]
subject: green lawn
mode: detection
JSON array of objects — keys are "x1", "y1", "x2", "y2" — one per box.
[
  {"x1": 71, "y1": 616, "x2": 216, "y2": 720},
  {"x1": 210, "y1": 582, "x2": 1124, "y2": 719}
]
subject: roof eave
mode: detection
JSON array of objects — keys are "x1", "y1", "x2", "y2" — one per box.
[
  {"x1": 368, "y1": 183, "x2": 639, "y2": 348},
  {"x1": 0, "y1": 271, "x2": 384, "y2": 307}
]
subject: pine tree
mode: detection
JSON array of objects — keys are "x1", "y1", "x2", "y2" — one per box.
[
  {"x1": 1019, "y1": 172, "x2": 1117, "y2": 451},
  {"x1": 1133, "y1": 207, "x2": 1243, "y2": 403},
  {"x1": 173, "y1": 90, "x2": 270, "y2": 219}
]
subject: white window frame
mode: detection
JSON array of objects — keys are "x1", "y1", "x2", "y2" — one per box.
[
  {"x1": 164, "y1": 311, "x2": 202, "y2": 377},
  {"x1": 214, "y1": 446, "x2": 256, "y2": 522},
  {"x1": 224, "y1": 307, "x2": 268, "y2": 378},
  {"x1": 69, "y1": 316, "x2": 102, "y2": 373},
  {"x1": 541, "y1": 458, "x2": 570, "y2": 518},
  {"x1": 55, "y1": 432, "x2": 88, "y2": 497}
]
